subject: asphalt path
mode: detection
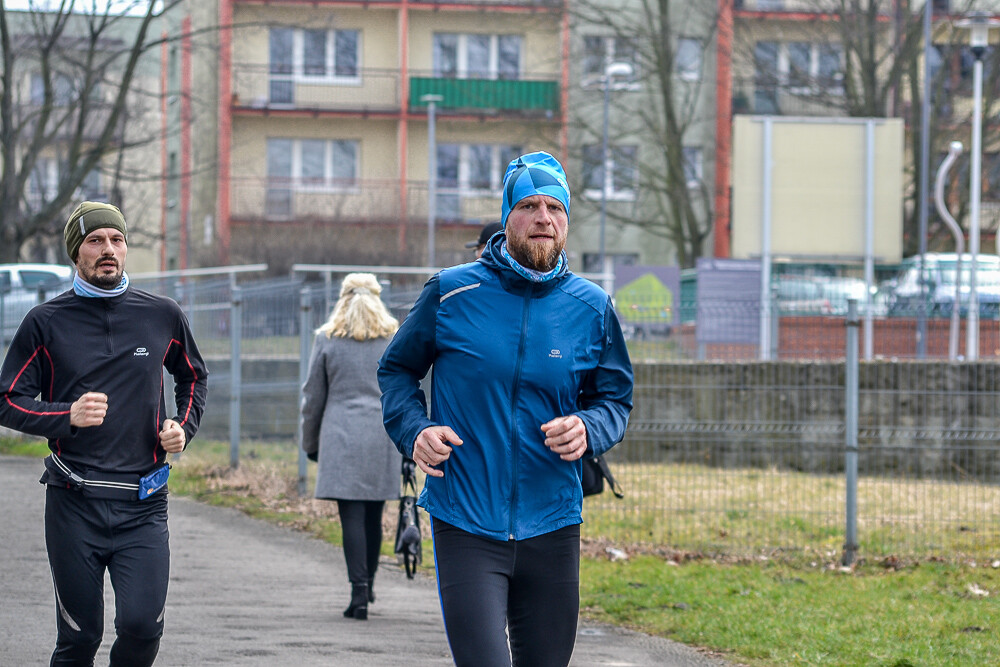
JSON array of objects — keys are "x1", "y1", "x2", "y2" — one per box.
[{"x1": 0, "y1": 455, "x2": 735, "y2": 666}]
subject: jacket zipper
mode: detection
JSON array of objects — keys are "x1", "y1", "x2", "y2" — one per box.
[
  {"x1": 508, "y1": 284, "x2": 533, "y2": 540},
  {"x1": 104, "y1": 301, "x2": 114, "y2": 355}
]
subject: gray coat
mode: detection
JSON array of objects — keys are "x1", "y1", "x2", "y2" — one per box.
[{"x1": 301, "y1": 333, "x2": 401, "y2": 500}]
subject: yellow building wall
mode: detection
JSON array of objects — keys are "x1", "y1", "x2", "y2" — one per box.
[{"x1": 731, "y1": 116, "x2": 903, "y2": 263}]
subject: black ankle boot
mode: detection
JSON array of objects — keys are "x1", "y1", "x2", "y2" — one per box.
[
  {"x1": 343, "y1": 583, "x2": 368, "y2": 620},
  {"x1": 367, "y1": 577, "x2": 375, "y2": 604}
]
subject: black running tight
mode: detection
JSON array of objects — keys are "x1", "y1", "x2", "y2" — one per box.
[{"x1": 431, "y1": 518, "x2": 581, "y2": 667}]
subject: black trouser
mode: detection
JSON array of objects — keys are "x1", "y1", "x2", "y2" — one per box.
[
  {"x1": 44, "y1": 486, "x2": 170, "y2": 667},
  {"x1": 432, "y1": 518, "x2": 581, "y2": 667},
  {"x1": 336, "y1": 500, "x2": 385, "y2": 586}
]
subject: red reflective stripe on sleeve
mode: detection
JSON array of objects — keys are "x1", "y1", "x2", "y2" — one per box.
[
  {"x1": 3, "y1": 346, "x2": 71, "y2": 417},
  {"x1": 164, "y1": 338, "x2": 198, "y2": 426}
]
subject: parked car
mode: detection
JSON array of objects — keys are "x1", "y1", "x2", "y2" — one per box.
[
  {"x1": 0, "y1": 263, "x2": 74, "y2": 340},
  {"x1": 817, "y1": 277, "x2": 869, "y2": 315},
  {"x1": 887, "y1": 253, "x2": 1000, "y2": 318},
  {"x1": 775, "y1": 276, "x2": 833, "y2": 315}
]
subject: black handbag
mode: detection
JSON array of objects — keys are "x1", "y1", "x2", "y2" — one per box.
[
  {"x1": 582, "y1": 455, "x2": 624, "y2": 498},
  {"x1": 394, "y1": 458, "x2": 422, "y2": 579}
]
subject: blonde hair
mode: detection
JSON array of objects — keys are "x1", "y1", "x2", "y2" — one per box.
[{"x1": 316, "y1": 273, "x2": 399, "y2": 341}]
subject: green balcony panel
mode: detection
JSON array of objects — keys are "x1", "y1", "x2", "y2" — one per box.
[{"x1": 410, "y1": 77, "x2": 559, "y2": 112}]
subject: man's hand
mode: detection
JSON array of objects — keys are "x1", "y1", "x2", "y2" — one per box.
[
  {"x1": 159, "y1": 419, "x2": 186, "y2": 454},
  {"x1": 541, "y1": 415, "x2": 588, "y2": 461},
  {"x1": 70, "y1": 392, "x2": 108, "y2": 428},
  {"x1": 413, "y1": 426, "x2": 463, "y2": 478}
]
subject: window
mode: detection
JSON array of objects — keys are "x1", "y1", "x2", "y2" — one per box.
[
  {"x1": 300, "y1": 139, "x2": 326, "y2": 185},
  {"x1": 582, "y1": 35, "x2": 639, "y2": 86},
  {"x1": 682, "y1": 147, "x2": 703, "y2": 189},
  {"x1": 267, "y1": 137, "x2": 360, "y2": 190},
  {"x1": 437, "y1": 143, "x2": 520, "y2": 193},
  {"x1": 985, "y1": 152, "x2": 1000, "y2": 201},
  {"x1": 334, "y1": 31, "x2": 359, "y2": 77},
  {"x1": 676, "y1": 38, "x2": 702, "y2": 82},
  {"x1": 266, "y1": 138, "x2": 293, "y2": 218},
  {"x1": 27, "y1": 158, "x2": 57, "y2": 206},
  {"x1": 30, "y1": 73, "x2": 75, "y2": 105},
  {"x1": 434, "y1": 144, "x2": 522, "y2": 220},
  {"x1": 268, "y1": 26, "x2": 360, "y2": 102},
  {"x1": 303, "y1": 30, "x2": 327, "y2": 76},
  {"x1": 432, "y1": 33, "x2": 522, "y2": 80},
  {"x1": 269, "y1": 28, "x2": 294, "y2": 104},
  {"x1": 76, "y1": 169, "x2": 103, "y2": 201},
  {"x1": 266, "y1": 137, "x2": 361, "y2": 219},
  {"x1": 582, "y1": 144, "x2": 637, "y2": 200},
  {"x1": 754, "y1": 40, "x2": 843, "y2": 95}
]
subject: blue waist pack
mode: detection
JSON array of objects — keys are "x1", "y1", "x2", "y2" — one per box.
[{"x1": 138, "y1": 464, "x2": 171, "y2": 500}]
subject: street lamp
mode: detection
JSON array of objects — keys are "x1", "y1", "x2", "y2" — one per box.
[
  {"x1": 955, "y1": 12, "x2": 1000, "y2": 360},
  {"x1": 598, "y1": 61, "x2": 634, "y2": 281},
  {"x1": 422, "y1": 94, "x2": 443, "y2": 269}
]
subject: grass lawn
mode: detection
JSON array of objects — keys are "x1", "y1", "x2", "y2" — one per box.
[{"x1": 3, "y1": 436, "x2": 999, "y2": 666}]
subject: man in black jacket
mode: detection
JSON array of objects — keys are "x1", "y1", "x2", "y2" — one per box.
[{"x1": 0, "y1": 202, "x2": 208, "y2": 666}]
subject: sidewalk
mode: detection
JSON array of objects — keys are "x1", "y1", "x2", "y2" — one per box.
[{"x1": 0, "y1": 455, "x2": 734, "y2": 666}]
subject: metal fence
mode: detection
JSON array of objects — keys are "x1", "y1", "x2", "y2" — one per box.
[{"x1": 6, "y1": 266, "x2": 998, "y2": 562}]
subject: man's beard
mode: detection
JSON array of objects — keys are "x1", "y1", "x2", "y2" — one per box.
[
  {"x1": 89, "y1": 271, "x2": 123, "y2": 289},
  {"x1": 84, "y1": 259, "x2": 123, "y2": 289},
  {"x1": 506, "y1": 234, "x2": 564, "y2": 272}
]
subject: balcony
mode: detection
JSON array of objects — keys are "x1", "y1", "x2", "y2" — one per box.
[
  {"x1": 410, "y1": 75, "x2": 560, "y2": 116},
  {"x1": 732, "y1": 77, "x2": 848, "y2": 117},
  {"x1": 231, "y1": 64, "x2": 401, "y2": 115},
  {"x1": 231, "y1": 177, "x2": 499, "y2": 225}
]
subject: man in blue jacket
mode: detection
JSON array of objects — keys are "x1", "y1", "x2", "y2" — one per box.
[{"x1": 379, "y1": 151, "x2": 633, "y2": 667}]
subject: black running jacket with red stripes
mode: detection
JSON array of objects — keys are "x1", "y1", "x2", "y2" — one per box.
[{"x1": 0, "y1": 287, "x2": 208, "y2": 477}]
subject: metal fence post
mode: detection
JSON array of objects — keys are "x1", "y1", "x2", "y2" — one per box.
[
  {"x1": 843, "y1": 298, "x2": 860, "y2": 565},
  {"x1": 297, "y1": 287, "x2": 312, "y2": 497},
  {"x1": 229, "y1": 286, "x2": 242, "y2": 469},
  {"x1": 770, "y1": 284, "x2": 780, "y2": 360}
]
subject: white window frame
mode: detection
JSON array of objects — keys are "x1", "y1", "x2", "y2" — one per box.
[
  {"x1": 770, "y1": 41, "x2": 844, "y2": 95},
  {"x1": 27, "y1": 158, "x2": 59, "y2": 205},
  {"x1": 267, "y1": 138, "x2": 361, "y2": 194},
  {"x1": 676, "y1": 38, "x2": 703, "y2": 82},
  {"x1": 581, "y1": 34, "x2": 641, "y2": 90},
  {"x1": 268, "y1": 27, "x2": 361, "y2": 88},
  {"x1": 294, "y1": 28, "x2": 361, "y2": 84},
  {"x1": 682, "y1": 146, "x2": 703, "y2": 189},
  {"x1": 432, "y1": 33, "x2": 522, "y2": 80},
  {"x1": 438, "y1": 143, "x2": 522, "y2": 195},
  {"x1": 582, "y1": 143, "x2": 638, "y2": 202}
]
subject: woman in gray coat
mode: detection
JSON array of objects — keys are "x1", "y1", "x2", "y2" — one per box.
[{"x1": 301, "y1": 273, "x2": 401, "y2": 620}]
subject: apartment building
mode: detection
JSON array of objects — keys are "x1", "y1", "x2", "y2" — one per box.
[
  {"x1": 567, "y1": 1, "x2": 719, "y2": 271},
  {"x1": 159, "y1": 1, "x2": 1000, "y2": 273},
  {"x1": 197, "y1": 0, "x2": 567, "y2": 272},
  {"x1": 2, "y1": 7, "x2": 167, "y2": 270}
]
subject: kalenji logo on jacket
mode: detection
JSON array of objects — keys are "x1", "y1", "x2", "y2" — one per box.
[{"x1": 134, "y1": 347, "x2": 149, "y2": 357}]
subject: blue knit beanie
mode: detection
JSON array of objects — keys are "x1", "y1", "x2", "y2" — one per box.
[{"x1": 500, "y1": 151, "x2": 570, "y2": 228}]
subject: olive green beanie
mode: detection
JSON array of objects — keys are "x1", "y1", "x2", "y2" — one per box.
[{"x1": 64, "y1": 202, "x2": 128, "y2": 262}]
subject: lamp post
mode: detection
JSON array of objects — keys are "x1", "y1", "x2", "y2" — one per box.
[
  {"x1": 955, "y1": 12, "x2": 999, "y2": 361},
  {"x1": 598, "y1": 61, "x2": 634, "y2": 280},
  {"x1": 422, "y1": 94, "x2": 443, "y2": 269}
]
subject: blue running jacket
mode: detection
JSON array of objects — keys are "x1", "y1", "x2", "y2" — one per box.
[{"x1": 378, "y1": 237, "x2": 633, "y2": 541}]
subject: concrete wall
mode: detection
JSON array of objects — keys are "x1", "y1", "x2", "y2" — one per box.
[{"x1": 195, "y1": 357, "x2": 1000, "y2": 481}]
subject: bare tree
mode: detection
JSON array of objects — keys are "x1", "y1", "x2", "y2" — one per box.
[
  {"x1": 570, "y1": 0, "x2": 720, "y2": 269},
  {"x1": 733, "y1": 0, "x2": 1000, "y2": 257},
  {"x1": 0, "y1": 0, "x2": 184, "y2": 263}
]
